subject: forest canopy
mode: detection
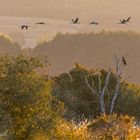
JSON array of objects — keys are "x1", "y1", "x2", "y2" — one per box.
[{"x1": 0, "y1": 54, "x2": 139, "y2": 139}]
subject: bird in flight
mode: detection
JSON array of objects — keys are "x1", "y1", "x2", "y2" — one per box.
[
  {"x1": 35, "y1": 22, "x2": 46, "y2": 25},
  {"x1": 71, "y1": 17, "x2": 79, "y2": 24},
  {"x1": 90, "y1": 20, "x2": 99, "y2": 25},
  {"x1": 20, "y1": 25, "x2": 29, "y2": 30},
  {"x1": 118, "y1": 17, "x2": 131, "y2": 24}
]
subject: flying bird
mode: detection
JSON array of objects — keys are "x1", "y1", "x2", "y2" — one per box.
[
  {"x1": 122, "y1": 56, "x2": 127, "y2": 65},
  {"x1": 90, "y1": 21, "x2": 99, "y2": 25},
  {"x1": 20, "y1": 25, "x2": 29, "y2": 30},
  {"x1": 126, "y1": 17, "x2": 131, "y2": 22},
  {"x1": 118, "y1": 19, "x2": 126, "y2": 24},
  {"x1": 35, "y1": 22, "x2": 46, "y2": 25},
  {"x1": 118, "y1": 16, "x2": 131, "y2": 24},
  {"x1": 71, "y1": 17, "x2": 79, "y2": 24}
]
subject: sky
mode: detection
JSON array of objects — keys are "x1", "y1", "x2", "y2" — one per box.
[
  {"x1": 0, "y1": 0, "x2": 140, "y2": 48},
  {"x1": 0, "y1": 0, "x2": 140, "y2": 83},
  {"x1": 0, "y1": 0, "x2": 140, "y2": 21}
]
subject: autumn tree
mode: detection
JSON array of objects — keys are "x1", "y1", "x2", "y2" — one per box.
[
  {"x1": 52, "y1": 63, "x2": 119, "y2": 120},
  {"x1": 0, "y1": 54, "x2": 62, "y2": 140},
  {"x1": 53, "y1": 62, "x2": 140, "y2": 121}
]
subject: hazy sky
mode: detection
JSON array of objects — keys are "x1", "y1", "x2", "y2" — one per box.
[{"x1": 0, "y1": 0, "x2": 140, "y2": 21}]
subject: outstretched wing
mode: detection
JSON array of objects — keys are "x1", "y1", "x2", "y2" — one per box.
[
  {"x1": 90, "y1": 20, "x2": 98, "y2": 25},
  {"x1": 75, "y1": 17, "x2": 79, "y2": 23},
  {"x1": 71, "y1": 17, "x2": 79, "y2": 24},
  {"x1": 126, "y1": 16, "x2": 131, "y2": 22}
]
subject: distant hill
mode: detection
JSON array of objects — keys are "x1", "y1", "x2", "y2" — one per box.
[
  {"x1": 0, "y1": 35, "x2": 22, "y2": 55},
  {"x1": 31, "y1": 31, "x2": 140, "y2": 83}
]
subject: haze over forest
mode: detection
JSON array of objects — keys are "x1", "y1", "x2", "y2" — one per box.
[
  {"x1": 0, "y1": 0, "x2": 140, "y2": 83},
  {"x1": 0, "y1": 1, "x2": 140, "y2": 139},
  {"x1": 0, "y1": 0, "x2": 140, "y2": 46}
]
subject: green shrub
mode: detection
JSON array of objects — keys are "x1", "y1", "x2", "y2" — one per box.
[
  {"x1": 115, "y1": 84, "x2": 140, "y2": 120},
  {"x1": 53, "y1": 64, "x2": 140, "y2": 120}
]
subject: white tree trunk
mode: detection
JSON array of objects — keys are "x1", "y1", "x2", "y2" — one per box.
[
  {"x1": 110, "y1": 55, "x2": 121, "y2": 114},
  {"x1": 85, "y1": 68, "x2": 111, "y2": 114},
  {"x1": 85, "y1": 55, "x2": 123, "y2": 115}
]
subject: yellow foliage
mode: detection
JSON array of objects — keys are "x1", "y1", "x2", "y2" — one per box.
[
  {"x1": 29, "y1": 115, "x2": 140, "y2": 140},
  {"x1": 88, "y1": 114, "x2": 140, "y2": 140},
  {"x1": 49, "y1": 120, "x2": 93, "y2": 140}
]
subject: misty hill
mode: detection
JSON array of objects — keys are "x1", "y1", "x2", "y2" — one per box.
[
  {"x1": 0, "y1": 16, "x2": 93, "y2": 49},
  {"x1": 0, "y1": 16, "x2": 140, "y2": 50},
  {"x1": 0, "y1": 35, "x2": 21, "y2": 55},
  {"x1": 31, "y1": 31, "x2": 140, "y2": 83}
]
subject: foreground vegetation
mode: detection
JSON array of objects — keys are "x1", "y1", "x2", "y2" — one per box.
[{"x1": 0, "y1": 55, "x2": 139, "y2": 140}]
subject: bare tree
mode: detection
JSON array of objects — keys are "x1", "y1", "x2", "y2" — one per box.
[
  {"x1": 85, "y1": 55, "x2": 123, "y2": 114},
  {"x1": 85, "y1": 68, "x2": 111, "y2": 114},
  {"x1": 110, "y1": 55, "x2": 122, "y2": 114}
]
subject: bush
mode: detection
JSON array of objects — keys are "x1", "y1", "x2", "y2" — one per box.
[
  {"x1": 115, "y1": 84, "x2": 140, "y2": 120},
  {"x1": 0, "y1": 55, "x2": 63, "y2": 140},
  {"x1": 31, "y1": 114, "x2": 140, "y2": 140},
  {"x1": 53, "y1": 64, "x2": 140, "y2": 121},
  {"x1": 49, "y1": 120, "x2": 92, "y2": 140},
  {"x1": 29, "y1": 120, "x2": 92, "y2": 140},
  {"x1": 88, "y1": 114, "x2": 140, "y2": 140}
]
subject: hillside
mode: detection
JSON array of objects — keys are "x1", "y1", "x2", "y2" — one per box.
[
  {"x1": 0, "y1": 16, "x2": 94, "y2": 48},
  {"x1": 0, "y1": 34, "x2": 21, "y2": 55},
  {"x1": 32, "y1": 31, "x2": 140, "y2": 83}
]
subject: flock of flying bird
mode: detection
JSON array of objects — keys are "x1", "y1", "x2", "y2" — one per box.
[
  {"x1": 70, "y1": 16, "x2": 130, "y2": 66},
  {"x1": 70, "y1": 17, "x2": 129, "y2": 66},
  {"x1": 20, "y1": 16, "x2": 132, "y2": 30},
  {"x1": 20, "y1": 21, "x2": 47, "y2": 30},
  {"x1": 71, "y1": 16, "x2": 131, "y2": 25},
  {"x1": 19, "y1": 17, "x2": 129, "y2": 66}
]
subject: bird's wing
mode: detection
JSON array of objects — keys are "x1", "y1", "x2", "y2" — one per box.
[
  {"x1": 127, "y1": 17, "x2": 131, "y2": 21},
  {"x1": 75, "y1": 18, "x2": 79, "y2": 23}
]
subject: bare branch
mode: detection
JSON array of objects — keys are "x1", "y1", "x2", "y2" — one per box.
[
  {"x1": 99, "y1": 68, "x2": 111, "y2": 114},
  {"x1": 123, "y1": 75, "x2": 131, "y2": 82},
  {"x1": 110, "y1": 55, "x2": 121, "y2": 114},
  {"x1": 85, "y1": 75, "x2": 100, "y2": 98},
  {"x1": 110, "y1": 79, "x2": 120, "y2": 114},
  {"x1": 101, "y1": 68, "x2": 111, "y2": 98},
  {"x1": 98, "y1": 74, "x2": 102, "y2": 94},
  {"x1": 86, "y1": 100, "x2": 100, "y2": 103}
]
